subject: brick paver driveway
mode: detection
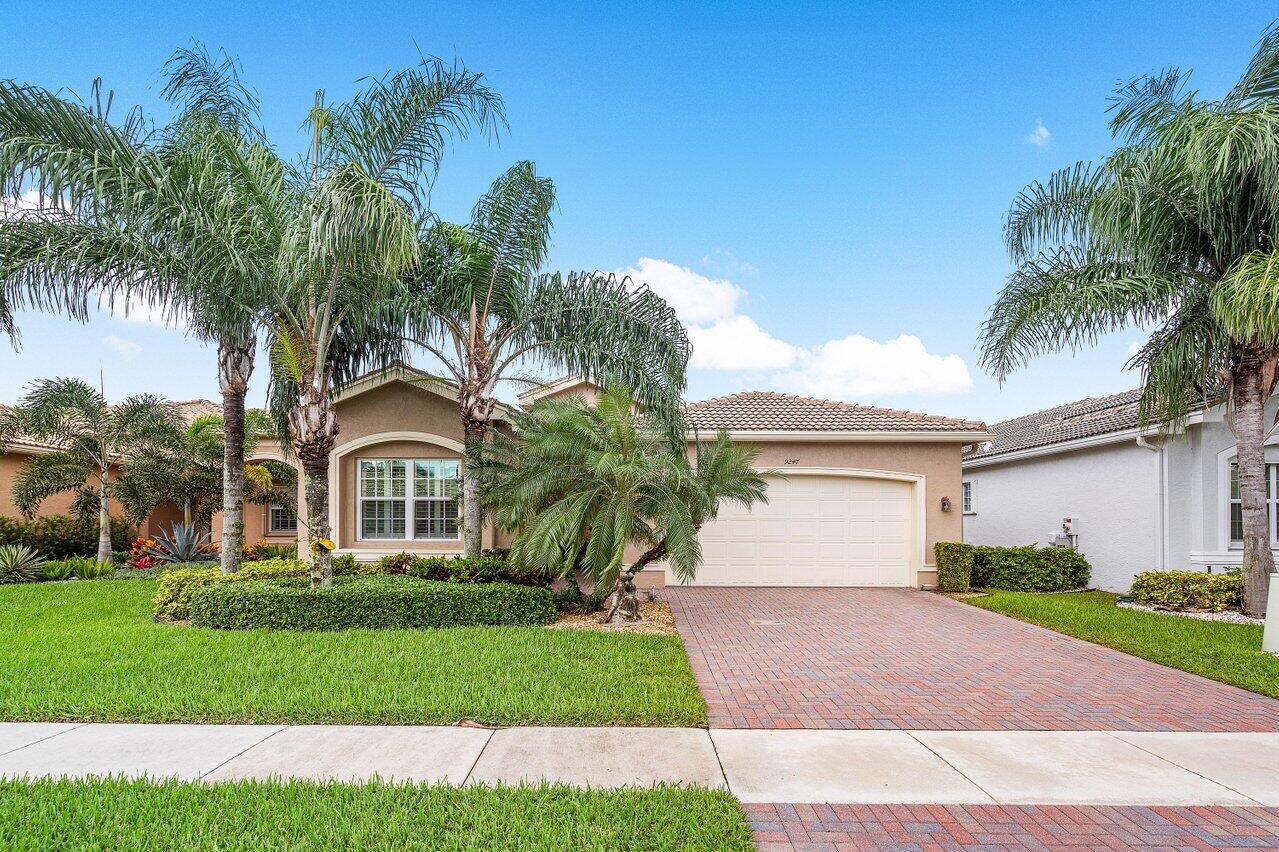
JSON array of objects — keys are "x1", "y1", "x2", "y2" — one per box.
[{"x1": 666, "y1": 587, "x2": 1279, "y2": 731}]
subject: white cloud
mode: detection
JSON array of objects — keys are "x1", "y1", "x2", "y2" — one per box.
[
  {"x1": 0, "y1": 189, "x2": 43, "y2": 215},
  {"x1": 776, "y1": 334, "x2": 973, "y2": 397},
  {"x1": 102, "y1": 335, "x2": 142, "y2": 360},
  {"x1": 622, "y1": 256, "x2": 972, "y2": 398},
  {"x1": 687, "y1": 315, "x2": 797, "y2": 370},
  {"x1": 104, "y1": 294, "x2": 184, "y2": 327},
  {"x1": 1027, "y1": 119, "x2": 1052, "y2": 147},
  {"x1": 618, "y1": 257, "x2": 743, "y2": 325}
]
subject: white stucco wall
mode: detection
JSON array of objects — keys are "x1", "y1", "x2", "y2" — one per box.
[{"x1": 963, "y1": 440, "x2": 1159, "y2": 592}]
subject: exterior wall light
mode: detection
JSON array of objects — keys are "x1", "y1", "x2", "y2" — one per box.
[{"x1": 940, "y1": 496, "x2": 952, "y2": 512}]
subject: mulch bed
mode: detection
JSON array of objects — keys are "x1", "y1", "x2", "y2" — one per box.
[{"x1": 545, "y1": 601, "x2": 677, "y2": 635}]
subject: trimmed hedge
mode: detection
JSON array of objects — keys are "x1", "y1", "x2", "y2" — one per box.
[
  {"x1": 189, "y1": 575, "x2": 557, "y2": 631},
  {"x1": 934, "y1": 541, "x2": 974, "y2": 592},
  {"x1": 0, "y1": 515, "x2": 133, "y2": 559},
  {"x1": 371, "y1": 552, "x2": 548, "y2": 587},
  {"x1": 1129, "y1": 570, "x2": 1243, "y2": 612},
  {"x1": 152, "y1": 559, "x2": 307, "y2": 622},
  {"x1": 932, "y1": 542, "x2": 1091, "y2": 592}
]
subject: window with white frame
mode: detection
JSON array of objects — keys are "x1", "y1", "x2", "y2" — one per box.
[
  {"x1": 359, "y1": 458, "x2": 460, "y2": 540},
  {"x1": 1229, "y1": 461, "x2": 1279, "y2": 545},
  {"x1": 961, "y1": 480, "x2": 974, "y2": 514},
  {"x1": 267, "y1": 504, "x2": 297, "y2": 534}
]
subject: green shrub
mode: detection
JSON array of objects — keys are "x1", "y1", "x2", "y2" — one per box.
[
  {"x1": 0, "y1": 515, "x2": 133, "y2": 559},
  {"x1": 331, "y1": 553, "x2": 360, "y2": 575},
  {"x1": 152, "y1": 559, "x2": 307, "y2": 622},
  {"x1": 967, "y1": 544, "x2": 1090, "y2": 592},
  {"x1": 72, "y1": 558, "x2": 113, "y2": 580},
  {"x1": 933, "y1": 542, "x2": 974, "y2": 592},
  {"x1": 40, "y1": 560, "x2": 76, "y2": 581},
  {"x1": 1130, "y1": 570, "x2": 1242, "y2": 612},
  {"x1": 189, "y1": 575, "x2": 557, "y2": 631},
  {"x1": 0, "y1": 544, "x2": 46, "y2": 584}
]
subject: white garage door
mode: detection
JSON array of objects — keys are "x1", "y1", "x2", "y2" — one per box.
[{"x1": 671, "y1": 474, "x2": 915, "y2": 587}]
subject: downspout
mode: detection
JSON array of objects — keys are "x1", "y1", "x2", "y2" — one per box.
[{"x1": 1136, "y1": 434, "x2": 1167, "y2": 570}]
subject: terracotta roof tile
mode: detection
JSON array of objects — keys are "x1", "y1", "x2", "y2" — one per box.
[{"x1": 684, "y1": 391, "x2": 987, "y2": 433}]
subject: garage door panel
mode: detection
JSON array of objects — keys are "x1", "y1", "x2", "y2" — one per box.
[{"x1": 671, "y1": 473, "x2": 916, "y2": 587}]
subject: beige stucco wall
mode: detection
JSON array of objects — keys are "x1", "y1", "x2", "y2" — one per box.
[{"x1": 0, "y1": 449, "x2": 129, "y2": 520}]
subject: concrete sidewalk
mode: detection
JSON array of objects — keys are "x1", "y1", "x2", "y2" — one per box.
[{"x1": 1, "y1": 723, "x2": 1277, "y2": 806}]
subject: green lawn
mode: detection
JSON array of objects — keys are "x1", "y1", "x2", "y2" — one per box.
[
  {"x1": 0, "y1": 778, "x2": 753, "y2": 852},
  {"x1": 0, "y1": 580, "x2": 706, "y2": 726},
  {"x1": 969, "y1": 590, "x2": 1279, "y2": 699}
]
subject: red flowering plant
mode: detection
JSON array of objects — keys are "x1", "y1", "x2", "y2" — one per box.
[{"x1": 126, "y1": 537, "x2": 158, "y2": 570}]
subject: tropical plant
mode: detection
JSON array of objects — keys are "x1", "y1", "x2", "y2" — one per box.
[
  {"x1": 480, "y1": 387, "x2": 767, "y2": 623},
  {"x1": 72, "y1": 558, "x2": 113, "y2": 580},
  {"x1": 0, "y1": 46, "x2": 284, "y2": 576},
  {"x1": 981, "y1": 24, "x2": 1279, "y2": 615},
  {"x1": 264, "y1": 60, "x2": 504, "y2": 587},
  {"x1": 145, "y1": 523, "x2": 216, "y2": 565},
  {"x1": 402, "y1": 161, "x2": 691, "y2": 557},
  {"x1": 39, "y1": 560, "x2": 75, "y2": 581},
  {"x1": 0, "y1": 378, "x2": 182, "y2": 563},
  {"x1": 0, "y1": 543, "x2": 45, "y2": 584}
]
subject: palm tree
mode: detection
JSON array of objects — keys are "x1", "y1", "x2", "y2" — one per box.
[
  {"x1": 0, "y1": 47, "x2": 283, "y2": 574},
  {"x1": 0, "y1": 378, "x2": 182, "y2": 563},
  {"x1": 265, "y1": 61, "x2": 504, "y2": 587},
  {"x1": 402, "y1": 161, "x2": 691, "y2": 556},
  {"x1": 136, "y1": 409, "x2": 284, "y2": 531},
  {"x1": 481, "y1": 386, "x2": 767, "y2": 623},
  {"x1": 982, "y1": 25, "x2": 1279, "y2": 615}
]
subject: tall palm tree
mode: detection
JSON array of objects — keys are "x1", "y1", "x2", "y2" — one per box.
[
  {"x1": 265, "y1": 61, "x2": 504, "y2": 587},
  {"x1": 0, "y1": 378, "x2": 182, "y2": 563},
  {"x1": 481, "y1": 387, "x2": 767, "y2": 623},
  {"x1": 402, "y1": 161, "x2": 691, "y2": 556},
  {"x1": 982, "y1": 24, "x2": 1279, "y2": 615},
  {"x1": 0, "y1": 47, "x2": 283, "y2": 574}
]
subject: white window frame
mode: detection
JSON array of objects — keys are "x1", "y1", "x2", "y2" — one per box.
[
  {"x1": 1227, "y1": 460, "x2": 1279, "y2": 548},
  {"x1": 266, "y1": 504, "x2": 298, "y2": 535},
  {"x1": 961, "y1": 480, "x2": 975, "y2": 514},
  {"x1": 357, "y1": 458, "x2": 461, "y2": 542}
]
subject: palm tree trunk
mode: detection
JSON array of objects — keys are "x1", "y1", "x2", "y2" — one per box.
[
  {"x1": 96, "y1": 470, "x2": 112, "y2": 565},
  {"x1": 290, "y1": 378, "x2": 338, "y2": 588},
  {"x1": 218, "y1": 338, "x2": 254, "y2": 575},
  {"x1": 605, "y1": 542, "x2": 668, "y2": 624},
  {"x1": 1232, "y1": 351, "x2": 1277, "y2": 617},
  {"x1": 461, "y1": 416, "x2": 486, "y2": 558}
]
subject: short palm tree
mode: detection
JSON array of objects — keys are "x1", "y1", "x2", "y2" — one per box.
[
  {"x1": 982, "y1": 24, "x2": 1279, "y2": 615},
  {"x1": 265, "y1": 61, "x2": 504, "y2": 587},
  {"x1": 402, "y1": 161, "x2": 691, "y2": 556},
  {"x1": 0, "y1": 46, "x2": 283, "y2": 574},
  {"x1": 0, "y1": 378, "x2": 182, "y2": 563},
  {"x1": 481, "y1": 386, "x2": 767, "y2": 623}
]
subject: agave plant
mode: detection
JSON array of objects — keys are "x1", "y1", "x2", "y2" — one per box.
[
  {"x1": 0, "y1": 544, "x2": 46, "y2": 583},
  {"x1": 145, "y1": 523, "x2": 217, "y2": 565}
]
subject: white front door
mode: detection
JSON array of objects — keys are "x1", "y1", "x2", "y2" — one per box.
[{"x1": 671, "y1": 473, "x2": 916, "y2": 586}]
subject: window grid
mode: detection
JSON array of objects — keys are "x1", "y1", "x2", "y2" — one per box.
[
  {"x1": 961, "y1": 481, "x2": 973, "y2": 514},
  {"x1": 1229, "y1": 461, "x2": 1278, "y2": 544},
  {"x1": 359, "y1": 458, "x2": 460, "y2": 541},
  {"x1": 267, "y1": 504, "x2": 298, "y2": 534}
]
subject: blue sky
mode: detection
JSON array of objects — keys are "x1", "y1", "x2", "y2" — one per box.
[{"x1": 0, "y1": 1, "x2": 1273, "y2": 423}]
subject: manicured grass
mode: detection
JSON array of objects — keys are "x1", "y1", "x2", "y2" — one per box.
[
  {"x1": 0, "y1": 777, "x2": 753, "y2": 851},
  {"x1": 969, "y1": 590, "x2": 1279, "y2": 699},
  {"x1": 0, "y1": 580, "x2": 706, "y2": 726}
]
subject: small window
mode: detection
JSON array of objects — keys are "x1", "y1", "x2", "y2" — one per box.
[
  {"x1": 961, "y1": 481, "x2": 975, "y2": 514},
  {"x1": 267, "y1": 504, "x2": 297, "y2": 534}
]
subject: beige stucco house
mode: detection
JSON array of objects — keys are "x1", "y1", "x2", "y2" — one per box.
[{"x1": 3, "y1": 368, "x2": 989, "y2": 588}]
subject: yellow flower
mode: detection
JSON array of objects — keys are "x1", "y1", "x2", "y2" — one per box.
[{"x1": 312, "y1": 538, "x2": 336, "y2": 553}]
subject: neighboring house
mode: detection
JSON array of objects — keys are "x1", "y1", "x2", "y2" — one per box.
[
  {"x1": 962, "y1": 389, "x2": 1279, "y2": 592},
  {"x1": 521, "y1": 378, "x2": 990, "y2": 589},
  {"x1": 3, "y1": 368, "x2": 989, "y2": 588}
]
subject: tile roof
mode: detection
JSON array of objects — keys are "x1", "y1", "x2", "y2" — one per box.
[
  {"x1": 1, "y1": 398, "x2": 228, "y2": 453},
  {"x1": 965, "y1": 389, "x2": 1148, "y2": 460},
  {"x1": 684, "y1": 391, "x2": 987, "y2": 433}
]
